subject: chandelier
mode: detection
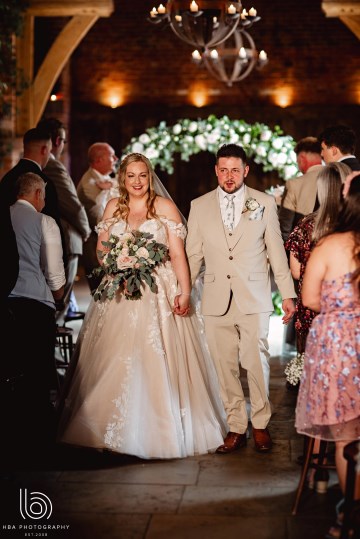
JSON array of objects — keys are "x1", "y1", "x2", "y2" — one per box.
[
  {"x1": 148, "y1": 0, "x2": 244, "y2": 49},
  {"x1": 192, "y1": 28, "x2": 268, "y2": 87}
]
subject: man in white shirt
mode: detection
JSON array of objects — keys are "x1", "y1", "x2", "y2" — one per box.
[
  {"x1": 77, "y1": 142, "x2": 118, "y2": 291},
  {"x1": 6, "y1": 172, "x2": 65, "y2": 462}
]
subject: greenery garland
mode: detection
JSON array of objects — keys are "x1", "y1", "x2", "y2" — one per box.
[{"x1": 122, "y1": 114, "x2": 298, "y2": 180}]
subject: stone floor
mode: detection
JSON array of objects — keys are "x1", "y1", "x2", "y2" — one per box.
[{"x1": 0, "y1": 274, "x2": 342, "y2": 539}]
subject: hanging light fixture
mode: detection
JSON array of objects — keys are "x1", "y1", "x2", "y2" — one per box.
[
  {"x1": 191, "y1": 7, "x2": 268, "y2": 86},
  {"x1": 148, "y1": 1, "x2": 243, "y2": 49}
]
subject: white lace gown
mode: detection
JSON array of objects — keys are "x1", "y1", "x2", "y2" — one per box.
[{"x1": 58, "y1": 217, "x2": 228, "y2": 459}]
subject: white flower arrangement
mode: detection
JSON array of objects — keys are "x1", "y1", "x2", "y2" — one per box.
[
  {"x1": 122, "y1": 115, "x2": 298, "y2": 180},
  {"x1": 284, "y1": 352, "x2": 305, "y2": 386}
]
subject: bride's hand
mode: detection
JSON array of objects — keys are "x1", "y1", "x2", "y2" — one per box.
[{"x1": 173, "y1": 294, "x2": 190, "y2": 317}]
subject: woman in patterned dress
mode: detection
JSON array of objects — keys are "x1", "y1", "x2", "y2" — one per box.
[
  {"x1": 296, "y1": 177, "x2": 360, "y2": 537},
  {"x1": 57, "y1": 153, "x2": 227, "y2": 459},
  {"x1": 286, "y1": 162, "x2": 351, "y2": 354}
]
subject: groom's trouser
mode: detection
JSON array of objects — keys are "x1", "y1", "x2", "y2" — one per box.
[{"x1": 204, "y1": 295, "x2": 272, "y2": 434}]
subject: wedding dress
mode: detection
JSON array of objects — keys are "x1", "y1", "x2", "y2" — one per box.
[{"x1": 58, "y1": 217, "x2": 228, "y2": 459}]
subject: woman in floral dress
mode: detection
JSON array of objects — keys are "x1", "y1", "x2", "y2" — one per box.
[
  {"x1": 295, "y1": 177, "x2": 360, "y2": 537},
  {"x1": 285, "y1": 162, "x2": 351, "y2": 355}
]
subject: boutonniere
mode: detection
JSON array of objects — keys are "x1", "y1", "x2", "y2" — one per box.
[
  {"x1": 242, "y1": 197, "x2": 265, "y2": 221},
  {"x1": 242, "y1": 197, "x2": 261, "y2": 214}
]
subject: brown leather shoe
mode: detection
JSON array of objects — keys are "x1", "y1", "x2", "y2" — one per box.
[
  {"x1": 216, "y1": 431, "x2": 247, "y2": 454},
  {"x1": 252, "y1": 427, "x2": 272, "y2": 452}
]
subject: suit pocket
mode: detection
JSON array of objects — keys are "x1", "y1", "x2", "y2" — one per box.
[
  {"x1": 248, "y1": 272, "x2": 267, "y2": 281},
  {"x1": 203, "y1": 273, "x2": 215, "y2": 283}
]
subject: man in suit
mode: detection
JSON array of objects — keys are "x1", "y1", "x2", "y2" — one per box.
[
  {"x1": 278, "y1": 137, "x2": 323, "y2": 243},
  {"x1": 0, "y1": 127, "x2": 67, "y2": 267},
  {"x1": 37, "y1": 117, "x2": 91, "y2": 323},
  {"x1": 77, "y1": 142, "x2": 118, "y2": 291},
  {"x1": 318, "y1": 125, "x2": 360, "y2": 171},
  {"x1": 186, "y1": 144, "x2": 296, "y2": 453}
]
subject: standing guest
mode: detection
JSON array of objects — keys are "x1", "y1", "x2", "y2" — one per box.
[
  {"x1": 295, "y1": 177, "x2": 360, "y2": 538},
  {"x1": 279, "y1": 136, "x2": 323, "y2": 243},
  {"x1": 0, "y1": 126, "x2": 67, "y2": 265},
  {"x1": 77, "y1": 142, "x2": 119, "y2": 291},
  {"x1": 6, "y1": 172, "x2": 65, "y2": 460},
  {"x1": 37, "y1": 117, "x2": 91, "y2": 323},
  {"x1": 185, "y1": 143, "x2": 296, "y2": 453},
  {"x1": 278, "y1": 136, "x2": 323, "y2": 358},
  {"x1": 285, "y1": 162, "x2": 351, "y2": 355},
  {"x1": 57, "y1": 153, "x2": 227, "y2": 459},
  {"x1": 319, "y1": 125, "x2": 360, "y2": 171}
]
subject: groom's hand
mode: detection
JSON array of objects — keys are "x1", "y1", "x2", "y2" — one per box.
[
  {"x1": 173, "y1": 294, "x2": 190, "y2": 317},
  {"x1": 281, "y1": 298, "x2": 295, "y2": 324}
]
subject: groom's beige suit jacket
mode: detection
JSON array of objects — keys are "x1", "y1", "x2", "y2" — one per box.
[{"x1": 186, "y1": 185, "x2": 296, "y2": 316}]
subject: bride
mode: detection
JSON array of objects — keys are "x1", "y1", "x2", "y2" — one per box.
[{"x1": 57, "y1": 152, "x2": 227, "y2": 459}]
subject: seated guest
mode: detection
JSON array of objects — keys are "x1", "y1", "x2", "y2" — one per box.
[{"x1": 5, "y1": 172, "x2": 65, "y2": 463}]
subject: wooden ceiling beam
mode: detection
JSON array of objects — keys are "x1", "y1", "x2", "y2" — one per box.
[
  {"x1": 322, "y1": 1, "x2": 360, "y2": 39},
  {"x1": 15, "y1": 1, "x2": 114, "y2": 135},
  {"x1": 27, "y1": 0, "x2": 114, "y2": 17}
]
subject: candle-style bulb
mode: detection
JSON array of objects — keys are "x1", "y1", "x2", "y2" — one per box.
[
  {"x1": 239, "y1": 47, "x2": 247, "y2": 59},
  {"x1": 192, "y1": 50, "x2": 202, "y2": 61},
  {"x1": 259, "y1": 50, "x2": 267, "y2": 61},
  {"x1": 190, "y1": 1, "x2": 199, "y2": 12}
]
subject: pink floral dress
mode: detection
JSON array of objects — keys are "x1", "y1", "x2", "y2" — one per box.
[{"x1": 295, "y1": 272, "x2": 360, "y2": 441}]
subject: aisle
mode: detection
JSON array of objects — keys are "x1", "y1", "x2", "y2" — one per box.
[{"x1": 0, "y1": 270, "x2": 341, "y2": 539}]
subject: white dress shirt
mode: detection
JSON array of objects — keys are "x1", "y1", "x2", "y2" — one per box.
[{"x1": 218, "y1": 184, "x2": 245, "y2": 230}]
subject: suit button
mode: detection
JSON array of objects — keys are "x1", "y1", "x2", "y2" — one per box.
[
  {"x1": 229, "y1": 248, "x2": 232, "y2": 251},
  {"x1": 227, "y1": 275, "x2": 231, "y2": 279},
  {"x1": 229, "y1": 256, "x2": 233, "y2": 260},
  {"x1": 229, "y1": 233, "x2": 233, "y2": 236}
]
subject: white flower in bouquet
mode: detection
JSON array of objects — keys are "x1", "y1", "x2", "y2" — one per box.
[{"x1": 284, "y1": 353, "x2": 305, "y2": 386}]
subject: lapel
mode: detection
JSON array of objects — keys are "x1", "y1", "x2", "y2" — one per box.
[{"x1": 205, "y1": 190, "x2": 231, "y2": 252}]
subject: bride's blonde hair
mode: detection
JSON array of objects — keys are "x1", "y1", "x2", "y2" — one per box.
[{"x1": 113, "y1": 153, "x2": 158, "y2": 221}]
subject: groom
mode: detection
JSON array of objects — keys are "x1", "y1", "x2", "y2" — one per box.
[{"x1": 186, "y1": 144, "x2": 296, "y2": 453}]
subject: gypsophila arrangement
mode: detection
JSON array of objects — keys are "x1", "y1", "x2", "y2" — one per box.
[
  {"x1": 284, "y1": 352, "x2": 305, "y2": 386},
  {"x1": 91, "y1": 231, "x2": 169, "y2": 301},
  {"x1": 242, "y1": 197, "x2": 260, "y2": 213},
  {"x1": 121, "y1": 115, "x2": 298, "y2": 180}
]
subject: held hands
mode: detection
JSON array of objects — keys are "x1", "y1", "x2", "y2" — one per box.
[
  {"x1": 173, "y1": 293, "x2": 191, "y2": 317},
  {"x1": 282, "y1": 298, "x2": 296, "y2": 324}
]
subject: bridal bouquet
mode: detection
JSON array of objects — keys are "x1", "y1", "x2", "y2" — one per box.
[
  {"x1": 91, "y1": 230, "x2": 169, "y2": 301},
  {"x1": 284, "y1": 352, "x2": 305, "y2": 386}
]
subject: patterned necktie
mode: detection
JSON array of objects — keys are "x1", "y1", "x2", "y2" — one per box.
[{"x1": 224, "y1": 194, "x2": 236, "y2": 230}]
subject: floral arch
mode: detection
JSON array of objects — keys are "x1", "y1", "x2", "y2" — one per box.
[{"x1": 122, "y1": 114, "x2": 298, "y2": 180}]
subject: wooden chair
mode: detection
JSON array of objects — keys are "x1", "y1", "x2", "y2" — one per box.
[
  {"x1": 55, "y1": 325, "x2": 74, "y2": 368},
  {"x1": 341, "y1": 441, "x2": 360, "y2": 539},
  {"x1": 292, "y1": 436, "x2": 336, "y2": 515}
]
